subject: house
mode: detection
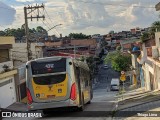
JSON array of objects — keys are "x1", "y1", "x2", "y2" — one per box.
[
  {"x1": 44, "y1": 40, "x2": 63, "y2": 47},
  {"x1": 144, "y1": 32, "x2": 160, "y2": 90},
  {"x1": 70, "y1": 39, "x2": 97, "y2": 48},
  {"x1": 0, "y1": 36, "x2": 18, "y2": 108},
  {"x1": 44, "y1": 45, "x2": 92, "y2": 57},
  {"x1": 12, "y1": 43, "x2": 44, "y2": 67},
  {"x1": 135, "y1": 33, "x2": 160, "y2": 91},
  {"x1": 120, "y1": 39, "x2": 141, "y2": 52}
]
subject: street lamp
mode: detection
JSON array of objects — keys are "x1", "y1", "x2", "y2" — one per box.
[{"x1": 47, "y1": 24, "x2": 62, "y2": 32}]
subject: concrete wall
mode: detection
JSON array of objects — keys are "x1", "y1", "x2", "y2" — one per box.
[
  {"x1": 0, "y1": 37, "x2": 15, "y2": 44},
  {"x1": 12, "y1": 43, "x2": 44, "y2": 67},
  {"x1": 0, "y1": 61, "x2": 13, "y2": 73},
  {"x1": 155, "y1": 66, "x2": 160, "y2": 90},
  {"x1": 131, "y1": 54, "x2": 138, "y2": 69},
  {"x1": 155, "y1": 32, "x2": 160, "y2": 48},
  {"x1": 145, "y1": 63, "x2": 151, "y2": 91}
]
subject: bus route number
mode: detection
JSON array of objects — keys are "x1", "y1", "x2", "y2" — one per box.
[{"x1": 45, "y1": 64, "x2": 54, "y2": 69}]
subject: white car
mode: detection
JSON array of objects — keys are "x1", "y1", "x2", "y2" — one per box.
[
  {"x1": 110, "y1": 78, "x2": 120, "y2": 91},
  {"x1": 103, "y1": 65, "x2": 108, "y2": 69}
]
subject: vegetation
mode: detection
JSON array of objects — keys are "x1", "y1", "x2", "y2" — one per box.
[
  {"x1": 86, "y1": 56, "x2": 95, "y2": 72},
  {"x1": 141, "y1": 21, "x2": 160, "y2": 42},
  {"x1": 141, "y1": 32, "x2": 150, "y2": 42},
  {"x1": 68, "y1": 33, "x2": 91, "y2": 39},
  {"x1": 0, "y1": 25, "x2": 47, "y2": 40},
  {"x1": 116, "y1": 46, "x2": 121, "y2": 51},
  {"x1": 104, "y1": 51, "x2": 131, "y2": 72}
]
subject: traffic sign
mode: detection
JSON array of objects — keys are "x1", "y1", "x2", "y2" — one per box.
[
  {"x1": 120, "y1": 74, "x2": 126, "y2": 81},
  {"x1": 121, "y1": 71, "x2": 125, "y2": 75}
]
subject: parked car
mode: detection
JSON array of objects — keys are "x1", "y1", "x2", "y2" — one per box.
[
  {"x1": 103, "y1": 64, "x2": 108, "y2": 69},
  {"x1": 110, "y1": 78, "x2": 119, "y2": 91}
]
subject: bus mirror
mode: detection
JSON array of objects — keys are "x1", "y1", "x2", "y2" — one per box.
[
  {"x1": 26, "y1": 65, "x2": 28, "y2": 69},
  {"x1": 69, "y1": 62, "x2": 72, "y2": 65}
]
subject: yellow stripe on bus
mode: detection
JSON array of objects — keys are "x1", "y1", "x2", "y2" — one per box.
[{"x1": 31, "y1": 74, "x2": 68, "y2": 100}]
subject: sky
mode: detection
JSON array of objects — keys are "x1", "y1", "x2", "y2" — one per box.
[{"x1": 0, "y1": 0, "x2": 159, "y2": 36}]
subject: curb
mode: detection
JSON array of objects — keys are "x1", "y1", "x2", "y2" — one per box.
[
  {"x1": 117, "y1": 96, "x2": 160, "y2": 111},
  {"x1": 116, "y1": 91, "x2": 154, "y2": 103}
]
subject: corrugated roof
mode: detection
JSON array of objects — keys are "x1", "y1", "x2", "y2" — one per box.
[{"x1": 120, "y1": 39, "x2": 141, "y2": 44}]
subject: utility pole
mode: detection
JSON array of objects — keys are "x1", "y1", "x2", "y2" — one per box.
[
  {"x1": 74, "y1": 45, "x2": 76, "y2": 59},
  {"x1": 24, "y1": 4, "x2": 45, "y2": 61}
]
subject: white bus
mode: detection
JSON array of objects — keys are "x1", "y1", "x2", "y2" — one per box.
[{"x1": 26, "y1": 56, "x2": 93, "y2": 113}]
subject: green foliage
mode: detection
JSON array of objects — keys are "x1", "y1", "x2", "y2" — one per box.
[
  {"x1": 86, "y1": 56, "x2": 95, "y2": 73},
  {"x1": 0, "y1": 26, "x2": 47, "y2": 40},
  {"x1": 141, "y1": 21, "x2": 160, "y2": 43},
  {"x1": 116, "y1": 46, "x2": 121, "y2": 51},
  {"x1": 104, "y1": 51, "x2": 131, "y2": 72},
  {"x1": 141, "y1": 32, "x2": 150, "y2": 43},
  {"x1": 151, "y1": 21, "x2": 160, "y2": 32},
  {"x1": 68, "y1": 33, "x2": 91, "y2": 39}
]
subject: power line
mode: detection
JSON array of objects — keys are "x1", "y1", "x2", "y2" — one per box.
[
  {"x1": 44, "y1": 8, "x2": 61, "y2": 36},
  {"x1": 25, "y1": 1, "x2": 60, "y2": 36}
]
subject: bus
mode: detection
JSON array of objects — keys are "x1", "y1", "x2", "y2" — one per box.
[{"x1": 26, "y1": 56, "x2": 93, "y2": 112}]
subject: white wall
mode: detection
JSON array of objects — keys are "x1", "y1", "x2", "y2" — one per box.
[
  {"x1": 145, "y1": 63, "x2": 151, "y2": 91},
  {"x1": 0, "y1": 61, "x2": 13, "y2": 73},
  {"x1": 12, "y1": 43, "x2": 44, "y2": 67},
  {"x1": 0, "y1": 76, "x2": 16, "y2": 108},
  {"x1": 155, "y1": 32, "x2": 160, "y2": 48}
]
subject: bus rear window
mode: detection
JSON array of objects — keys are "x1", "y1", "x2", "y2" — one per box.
[
  {"x1": 33, "y1": 74, "x2": 66, "y2": 85},
  {"x1": 31, "y1": 58, "x2": 66, "y2": 75}
]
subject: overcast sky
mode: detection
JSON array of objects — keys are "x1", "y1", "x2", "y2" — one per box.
[{"x1": 0, "y1": 0, "x2": 159, "y2": 36}]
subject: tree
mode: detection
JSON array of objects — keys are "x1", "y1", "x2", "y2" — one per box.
[
  {"x1": 86, "y1": 56, "x2": 96, "y2": 74},
  {"x1": 36, "y1": 26, "x2": 46, "y2": 33},
  {"x1": 141, "y1": 21, "x2": 160, "y2": 43},
  {"x1": 105, "y1": 51, "x2": 131, "y2": 72},
  {"x1": 151, "y1": 21, "x2": 160, "y2": 32},
  {"x1": 116, "y1": 46, "x2": 121, "y2": 51},
  {"x1": 0, "y1": 31, "x2": 5, "y2": 36},
  {"x1": 141, "y1": 32, "x2": 150, "y2": 42},
  {"x1": 0, "y1": 26, "x2": 47, "y2": 41},
  {"x1": 68, "y1": 33, "x2": 91, "y2": 39}
]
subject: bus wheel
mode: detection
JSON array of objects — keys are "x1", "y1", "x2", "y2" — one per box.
[
  {"x1": 87, "y1": 100, "x2": 91, "y2": 104},
  {"x1": 78, "y1": 94, "x2": 84, "y2": 111},
  {"x1": 43, "y1": 109, "x2": 51, "y2": 115}
]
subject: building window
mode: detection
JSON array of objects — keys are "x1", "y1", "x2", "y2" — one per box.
[{"x1": 0, "y1": 49, "x2": 10, "y2": 63}]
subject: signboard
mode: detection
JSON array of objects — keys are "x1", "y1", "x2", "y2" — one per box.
[
  {"x1": 120, "y1": 74, "x2": 126, "y2": 81},
  {"x1": 121, "y1": 71, "x2": 125, "y2": 75}
]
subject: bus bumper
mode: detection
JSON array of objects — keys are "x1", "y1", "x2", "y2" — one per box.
[{"x1": 27, "y1": 99, "x2": 77, "y2": 111}]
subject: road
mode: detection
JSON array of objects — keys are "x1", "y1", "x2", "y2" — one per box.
[{"x1": 3, "y1": 62, "x2": 120, "y2": 120}]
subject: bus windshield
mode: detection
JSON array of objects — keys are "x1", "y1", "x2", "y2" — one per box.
[{"x1": 33, "y1": 74, "x2": 66, "y2": 85}]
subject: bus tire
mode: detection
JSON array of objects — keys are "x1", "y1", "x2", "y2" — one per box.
[
  {"x1": 43, "y1": 110, "x2": 49, "y2": 115},
  {"x1": 78, "y1": 94, "x2": 84, "y2": 111},
  {"x1": 87, "y1": 100, "x2": 91, "y2": 104}
]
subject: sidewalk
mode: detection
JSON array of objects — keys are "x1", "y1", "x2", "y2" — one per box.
[
  {"x1": 2, "y1": 102, "x2": 27, "y2": 112},
  {"x1": 115, "y1": 88, "x2": 160, "y2": 111}
]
